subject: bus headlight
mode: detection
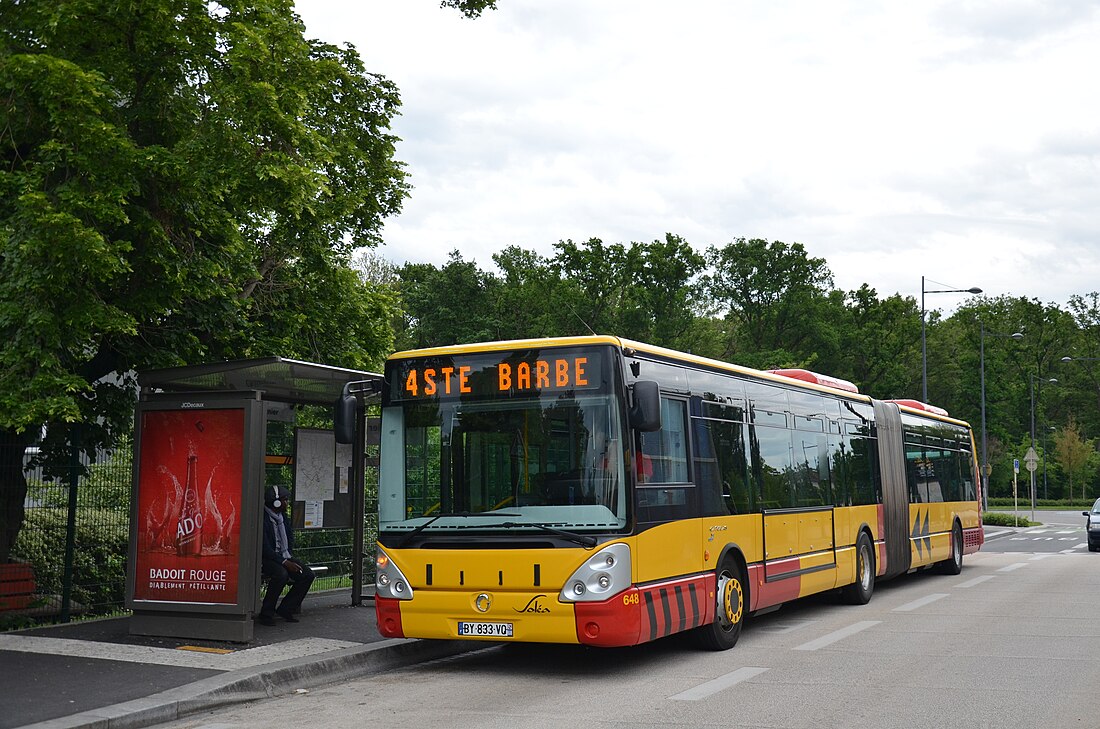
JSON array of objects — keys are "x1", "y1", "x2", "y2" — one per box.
[
  {"x1": 375, "y1": 549, "x2": 413, "y2": 600},
  {"x1": 560, "y1": 543, "x2": 631, "y2": 603}
]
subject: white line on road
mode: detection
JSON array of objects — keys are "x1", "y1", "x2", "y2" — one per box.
[
  {"x1": 983, "y1": 530, "x2": 1011, "y2": 538},
  {"x1": 997, "y1": 563, "x2": 1028, "y2": 572},
  {"x1": 1062, "y1": 544, "x2": 1087, "y2": 553},
  {"x1": 956, "y1": 575, "x2": 995, "y2": 588},
  {"x1": 1029, "y1": 554, "x2": 1053, "y2": 561},
  {"x1": 669, "y1": 667, "x2": 769, "y2": 700},
  {"x1": 759, "y1": 619, "x2": 820, "y2": 635},
  {"x1": 893, "y1": 593, "x2": 949, "y2": 612},
  {"x1": 792, "y1": 621, "x2": 880, "y2": 651}
]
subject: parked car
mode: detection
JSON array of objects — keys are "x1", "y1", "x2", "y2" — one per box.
[{"x1": 1084, "y1": 498, "x2": 1100, "y2": 552}]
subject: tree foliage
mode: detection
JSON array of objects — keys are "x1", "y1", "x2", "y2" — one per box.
[
  {"x1": 390, "y1": 238, "x2": 1100, "y2": 501},
  {"x1": 1053, "y1": 417, "x2": 1097, "y2": 501},
  {"x1": 702, "y1": 239, "x2": 835, "y2": 369},
  {"x1": 0, "y1": 0, "x2": 409, "y2": 561}
]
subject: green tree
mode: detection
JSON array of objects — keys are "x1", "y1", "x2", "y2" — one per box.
[
  {"x1": 0, "y1": 0, "x2": 408, "y2": 562},
  {"x1": 1053, "y1": 417, "x2": 1097, "y2": 502},
  {"x1": 1063, "y1": 292, "x2": 1100, "y2": 436},
  {"x1": 553, "y1": 237, "x2": 638, "y2": 336},
  {"x1": 830, "y1": 285, "x2": 921, "y2": 399},
  {"x1": 701, "y1": 238, "x2": 836, "y2": 369},
  {"x1": 491, "y1": 246, "x2": 566, "y2": 340},
  {"x1": 441, "y1": 0, "x2": 499, "y2": 17},
  {"x1": 625, "y1": 234, "x2": 708, "y2": 351},
  {"x1": 395, "y1": 252, "x2": 500, "y2": 349}
]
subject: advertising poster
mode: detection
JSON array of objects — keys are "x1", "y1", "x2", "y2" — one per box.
[{"x1": 133, "y1": 409, "x2": 244, "y2": 604}]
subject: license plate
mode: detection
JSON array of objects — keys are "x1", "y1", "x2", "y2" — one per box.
[{"x1": 457, "y1": 621, "x2": 513, "y2": 638}]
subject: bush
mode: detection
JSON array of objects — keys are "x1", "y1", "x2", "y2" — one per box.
[
  {"x1": 982, "y1": 512, "x2": 1037, "y2": 527},
  {"x1": 987, "y1": 497, "x2": 1092, "y2": 510},
  {"x1": 12, "y1": 506, "x2": 129, "y2": 615}
]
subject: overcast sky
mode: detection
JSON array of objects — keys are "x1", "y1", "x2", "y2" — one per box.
[{"x1": 295, "y1": 0, "x2": 1100, "y2": 312}]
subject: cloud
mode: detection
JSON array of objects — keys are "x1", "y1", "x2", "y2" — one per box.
[{"x1": 297, "y1": 0, "x2": 1100, "y2": 309}]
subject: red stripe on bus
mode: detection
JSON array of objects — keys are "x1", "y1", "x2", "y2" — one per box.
[{"x1": 575, "y1": 574, "x2": 714, "y2": 647}]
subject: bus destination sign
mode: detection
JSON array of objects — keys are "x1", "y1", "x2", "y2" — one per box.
[{"x1": 391, "y1": 350, "x2": 603, "y2": 401}]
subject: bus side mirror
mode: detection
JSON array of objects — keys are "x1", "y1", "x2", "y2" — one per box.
[
  {"x1": 630, "y1": 380, "x2": 661, "y2": 432},
  {"x1": 334, "y1": 393, "x2": 358, "y2": 444}
]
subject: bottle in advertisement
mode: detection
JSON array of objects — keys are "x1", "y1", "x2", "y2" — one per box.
[{"x1": 176, "y1": 454, "x2": 204, "y2": 556}]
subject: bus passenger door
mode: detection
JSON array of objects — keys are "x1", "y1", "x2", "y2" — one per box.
[{"x1": 756, "y1": 423, "x2": 838, "y2": 607}]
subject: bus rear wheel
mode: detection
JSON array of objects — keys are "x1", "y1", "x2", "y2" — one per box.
[
  {"x1": 694, "y1": 560, "x2": 745, "y2": 651},
  {"x1": 936, "y1": 521, "x2": 964, "y2": 575},
  {"x1": 840, "y1": 532, "x2": 875, "y2": 605}
]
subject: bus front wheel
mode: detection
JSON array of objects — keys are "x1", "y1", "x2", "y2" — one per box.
[{"x1": 694, "y1": 559, "x2": 745, "y2": 651}]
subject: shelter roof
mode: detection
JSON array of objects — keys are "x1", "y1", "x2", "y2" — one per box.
[{"x1": 138, "y1": 357, "x2": 381, "y2": 405}]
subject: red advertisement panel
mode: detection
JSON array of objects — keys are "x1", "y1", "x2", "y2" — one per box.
[{"x1": 133, "y1": 409, "x2": 244, "y2": 604}]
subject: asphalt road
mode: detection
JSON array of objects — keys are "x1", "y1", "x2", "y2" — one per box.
[
  {"x1": 984, "y1": 510, "x2": 1093, "y2": 554},
  {"x1": 155, "y1": 542, "x2": 1100, "y2": 729}
]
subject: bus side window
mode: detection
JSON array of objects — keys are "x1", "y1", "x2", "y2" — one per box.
[
  {"x1": 693, "y1": 417, "x2": 752, "y2": 515},
  {"x1": 639, "y1": 398, "x2": 689, "y2": 483}
]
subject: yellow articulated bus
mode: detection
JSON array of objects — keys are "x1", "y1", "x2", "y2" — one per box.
[{"x1": 363, "y1": 336, "x2": 983, "y2": 650}]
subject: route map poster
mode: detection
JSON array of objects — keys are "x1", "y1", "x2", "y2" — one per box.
[{"x1": 133, "y1": 408, "x2": 244, "y2": 604}]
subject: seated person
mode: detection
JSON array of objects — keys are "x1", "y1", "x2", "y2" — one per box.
[{"x1": 258, "y1": 486, "x2": 314, "y2": 625}]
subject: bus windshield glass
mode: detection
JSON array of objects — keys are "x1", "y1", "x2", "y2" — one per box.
[{"x1": 378, "y1": 346, "x2": 628, "y2": 536}]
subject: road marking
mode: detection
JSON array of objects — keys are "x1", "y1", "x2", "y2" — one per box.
[
  {"x1": 894, "y1": 593, "x2": 949, "y2": 612},
  {"x1": 1057, "y1": 531, "x2": 1076, "y2": 535},
  {"x1": 983, "y1": 530, "x2": 1011, "y2": 538},
  {"x1": 997, "y1": 563, "x2": 1028, "y2": 572},
  {"x1": 759, "y1": 619, "x2": 819, "y2": 635},
  {"x1": 1029, "y1": 554, "x2": 1052, "y2": 561},
  {"x1": 669, "y1": 667, "x2": 769, "y2": 700},
  {"x1": 793, "y1": 621, "x2": 879, "y2": 651},
  {"x1": 1062, "y1": 544, "x2": 1087, "y2": 553},
  {"x1": 956, "y1": 575, "x2": 994, "y2": 588},
  {"x1": 0, "y1": 635, "x2": 361, "y2": 671}
]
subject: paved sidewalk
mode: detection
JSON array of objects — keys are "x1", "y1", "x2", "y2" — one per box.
[{"x1": 1, "y1": 590, "x2": 477, "y2": 729}]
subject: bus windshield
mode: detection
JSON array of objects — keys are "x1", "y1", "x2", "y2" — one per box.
[{"x1": 378, "y1": 392, "x2": 628, "y2": 536}]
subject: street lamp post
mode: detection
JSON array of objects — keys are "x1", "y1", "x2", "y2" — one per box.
[
  {"x1": 1029, "y1": 374, "x2": 1057, "y2": 511},
  {"x1": 979, "y1": 322, "x2": 1023, "y2": 510},
  {"x1": 922, "y1": 277, "x2": 982, "y2": 402}
]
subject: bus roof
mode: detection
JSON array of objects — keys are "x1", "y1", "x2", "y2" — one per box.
[{"x1": 387, "y1": 335, "x2": 970, "y2": 426}]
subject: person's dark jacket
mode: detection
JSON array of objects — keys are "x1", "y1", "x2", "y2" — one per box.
[{"x1": 262, "y1": 510, "x2": 295, "y2": 564}]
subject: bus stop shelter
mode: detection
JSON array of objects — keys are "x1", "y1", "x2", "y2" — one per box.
[{"x1": 126, "y1": 357, "x2": 380, "y2": 642}]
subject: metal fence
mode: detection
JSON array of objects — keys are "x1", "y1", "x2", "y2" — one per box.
[
  {"x1": 3, "y1": 427, "x2": 378, "y2": 630},
  {"x1": 4, "y1": 435, "x2": 131, "y2": 628}
]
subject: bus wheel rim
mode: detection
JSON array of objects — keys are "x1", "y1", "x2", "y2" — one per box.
[
  {"x1": 859, "y1": 543, "x2": 872, "y2": 590},
  {"x1": 718, "y1": 572, "x2": 743, "y2": 628}
]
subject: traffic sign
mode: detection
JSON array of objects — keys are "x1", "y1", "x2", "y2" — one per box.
[
  {"x1": 1024, "y1": 447, "x2": 1038, "y2": 473},
  {"x1": 1013, "y1": 458, "x2": 1019, "y2": 474}
]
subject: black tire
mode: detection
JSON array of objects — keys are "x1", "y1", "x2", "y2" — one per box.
[
  {"x1": 1089, "y1": 543, "x2": 1099, "y2": 553},
  {"x1": 936, "y1": 521, "x2": 964, "y2": 575},
  {"x1": 840, "y1": 531, "x2": 875, "y2": 605},
  {"x1": 693, "y1": 559, "x2": 746, "y2": 651}
]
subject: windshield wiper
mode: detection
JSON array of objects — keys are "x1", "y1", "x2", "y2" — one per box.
[
  {"x1": 498, "y1": 522, "x2": 597, "y2": 548},
  {"x1": 397, "y1": 511, "x2": 520, "y2": 547}
]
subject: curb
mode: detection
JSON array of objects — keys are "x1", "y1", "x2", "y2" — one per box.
[{"x1": 20, "y1": 638, "x2": 487, "y2": 729}]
